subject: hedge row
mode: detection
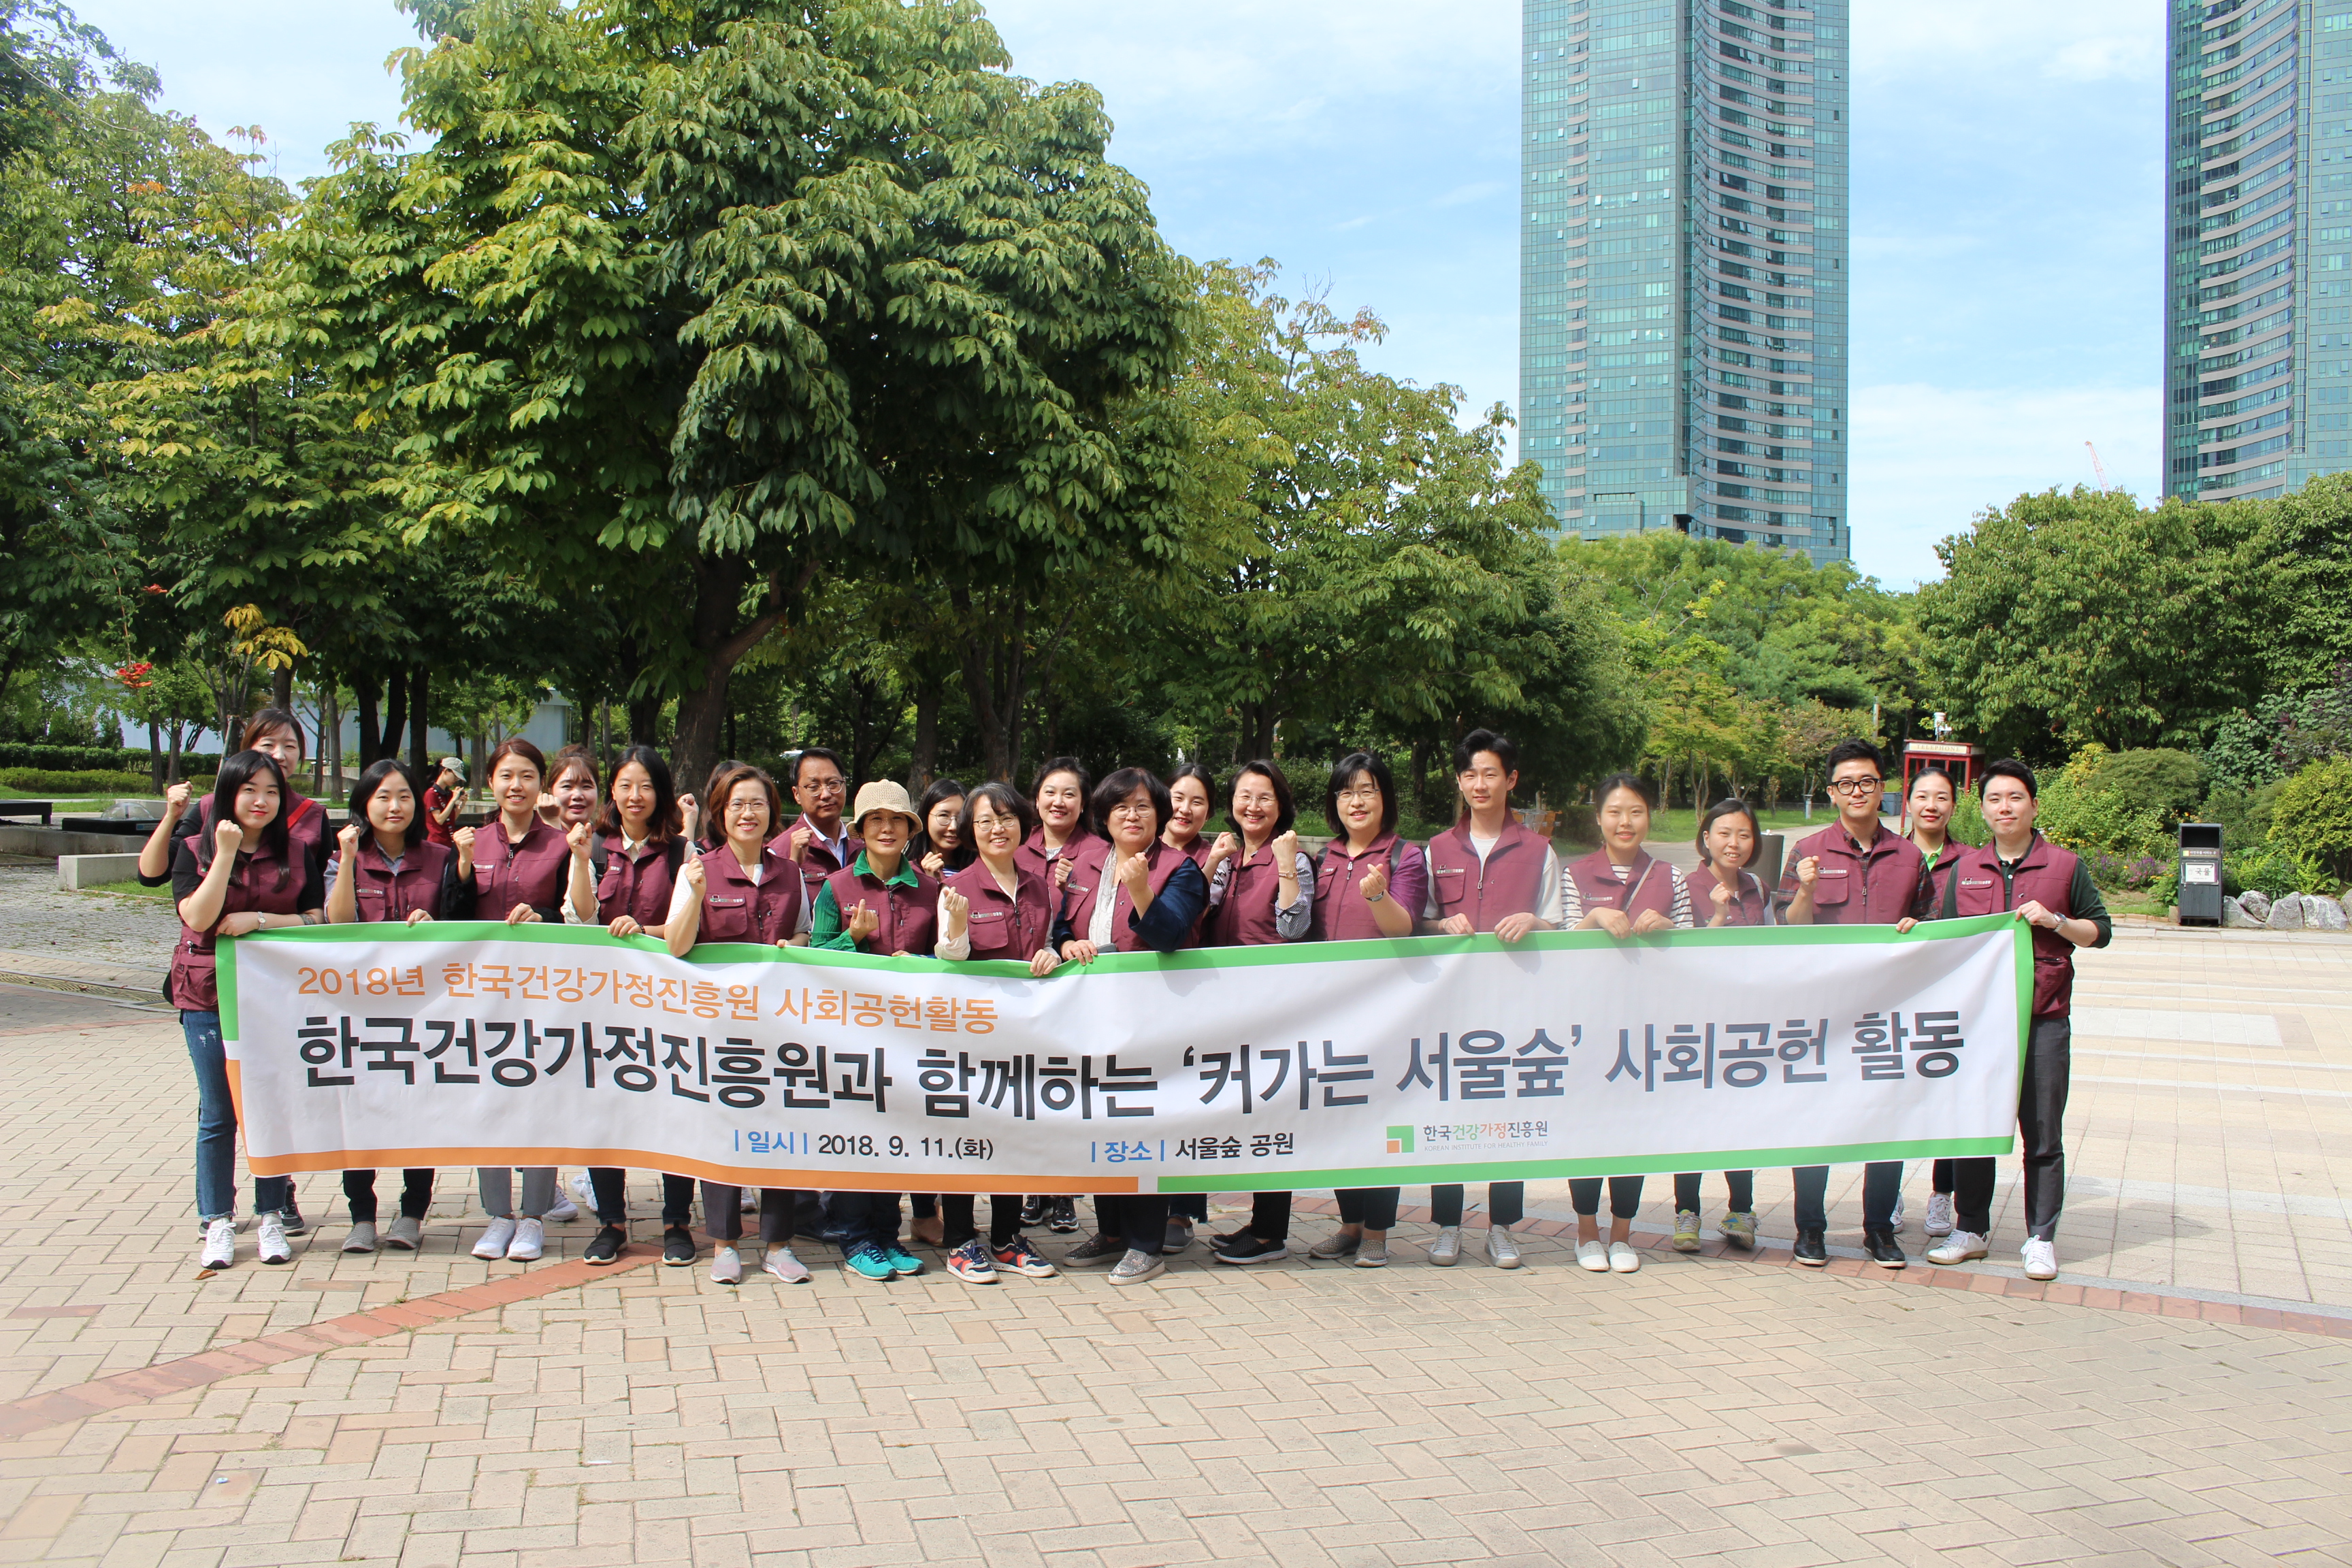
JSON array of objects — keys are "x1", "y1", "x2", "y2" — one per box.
[{"x1": 0, "y1": 743, "x2": 220, "y2": 772}]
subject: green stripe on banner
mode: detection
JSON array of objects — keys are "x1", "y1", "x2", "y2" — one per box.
[
  {"x1": 1158, "y1": 1137, "x2": 2020, "y2": 1192},
  {"x1": 218, "y1": 933, "x2": 239, "y2": 1042}
]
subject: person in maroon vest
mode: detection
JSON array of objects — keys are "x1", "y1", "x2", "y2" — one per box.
[
  {"x1": 1924, "y1": 760, "x2": 2110, "y2": 1282},
  {"x1": 142, "y1": 707, "x2": 329, "y2": 900},
  {"x1": 325, "y1": 759, "x2": 472, "y2": 1256},
  {"x1": 1421, "y1": 730, "x2": 1564, "y2": 1271},
  {"x1": 911, "y1": 777, "x2": 972, "y2": 881},
  {"x1": 1305, "y1": 751, "x2": 1426, "y2": 1269},
  {"x1": 1015, "y1": 756, "x2": 1098, "y2": 890},
  {"x1": 770, "y1": 747, "x2": 862, "y2": 878},
  {"x1": 1190, "y1": 762, "x2": 1316, "y2": 1267},
  {"x1": 573, "y1": 745, "x2": 699, "y2": 1270},
  {"x1": 461, "y1": 738, "x2": 576, "y2": 1261},
  {"x1": 659, "y1": 763, "x2": 820, "y2": 1288},
  {"x1": 540, "y1": 744, "x2": 602, "y2": 836},
  {"x1": 1781, "y1": 738, "x2": 1933, "y2": 1270},
  {"x1": 1672, "y1": 798, "x2": 1774, "y2": 1256},
  {"x1": 1901, "y1": 764, "x2": 1971, "y2": 1242},
  {"x1": 424, "y1": 757, "x2": 466, "y2": 848},
  {"x1": 172, "y1": 751, "x2": 325, "y2": 1271},
  {"x1": 931, "y1": 782, "x2": 1064, "y2": 1286},
  {"x1": 1051, "y1": 767, "x2": 1210, "y2": 1287},
  {"x1": 1559, "y1": 772, "x2": 1693, "y2": 1275}
]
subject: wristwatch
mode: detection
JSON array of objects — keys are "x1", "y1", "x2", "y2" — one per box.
[{"x1": 1365, "y1": 890, "x2": 1385, "y2": 904}]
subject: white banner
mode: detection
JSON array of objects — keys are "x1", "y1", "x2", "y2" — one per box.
[{"x1": 221, "y1": 918, "x2": 2029, "y2": 1192}]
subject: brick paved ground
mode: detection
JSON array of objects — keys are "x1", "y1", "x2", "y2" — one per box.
[{"x1": 1, "y1": 920, "x2": 2347, "y2": 1564}]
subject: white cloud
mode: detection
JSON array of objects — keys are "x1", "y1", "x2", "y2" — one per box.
[{"x1": 1852, "y1": 0, "x2": 2161, "y2": 83}]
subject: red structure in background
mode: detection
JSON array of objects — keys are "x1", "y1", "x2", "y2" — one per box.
[{"x1": 1900, "y1": 738, "x2": 1984, "y2": 831}]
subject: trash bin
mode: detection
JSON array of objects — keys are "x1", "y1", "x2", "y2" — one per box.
[
  {"x1": 1754, "y1": 832, "x2": 1786, "y2": 898},
  {"x1": 2178, "y1": 823, "x2": 2224, "y2": 926}
]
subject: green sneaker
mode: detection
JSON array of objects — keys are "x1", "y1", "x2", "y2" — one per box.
[
  {"x1": 844, "y1": 1241, "x2": 896, "y2": 1281},
  {"x1": 1720, "y1": 1210, "x2": 1757, "y2": 1251},
  {"x1": 1672, "y1": 1209, "x2": 1701, "y2": 1252},
  {"x1": 884, "y1": 1242, "x2": 925, "y2": 1277}
]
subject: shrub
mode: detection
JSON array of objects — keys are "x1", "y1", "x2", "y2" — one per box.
[
  {"x1": 2035, "y1": 754, "x2": 2170, "y2": 862},
  {"x1": 2268, "y1": 757, "x2": 2352, "y2": 884},
  {"x1": 0, "y1": 768, "x2": 160, "y2": 795},
  {"x1": 2198, "y1": 780, "x2": 2276, "y2": 849},
  {"x1": 2085, "y1": 748, "x2": 2206, "y2": 821},
  {"x1": 0, "y1": 744, "x2": 219, "y2": 772},
  {"x1": 1946, "y1": 789, "x2": 1989, "y2": 848},
  {"x1": 2083, "y1": 851, "x2": 2169, "y2": 892},
  {"x1": 2224, "y1": 842, "x2": 2331, "y2": 898}
]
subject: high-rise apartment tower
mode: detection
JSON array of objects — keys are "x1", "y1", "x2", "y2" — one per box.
[
  {"x1": 2165, "y1": 0, "x2": 2352, "y2": 503},
  {"x1": 1519, "y1": 0, "x2": 1851, "y2": 566}
]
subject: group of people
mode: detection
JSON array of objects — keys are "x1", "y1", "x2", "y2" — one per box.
[{"x1": 143, "y1": 710, "x2": 2104, "y2": 1289}]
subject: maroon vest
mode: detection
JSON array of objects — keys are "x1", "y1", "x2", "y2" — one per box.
[
  {"x1": 348, "y1": 838, "x2": 456, "y2": 923},
  {"x1": 945, "y1": 861, "x2": 1055, "y2": 960},
  {"x1": 1699, "y1": 866, "x2": 1771, "y2": 927},
  {"x1": 169, "y1": 845, "x2": 306, "y2": 1012},
  {"x1": 1948, "y1": 834, "x2": 2080, "y2": 1017},
  {"x1": 1207, "y1": 841, "x2": 1292, "y2": 947},
  {"x1": 1425, "y1": 820, "x2": 1548, "y2": 932},
  {"x1": 1015, "y1": 828, "x2": 1096, "y2": 885},
  {"x1": 769, "y1": 819, "x2": 861, "y2": 878},
  {"x1": 696, "y1": 845, "x2": 805, "y2": 945},
  {"x1": 1167, "y1": 833, "x2": 1211, "y2": 870},
  {"x1": 474, "y1": 817, "x2": 572, "y2": 919},
  {"x1": 1063, "y1": 839, "x2": 1196, "y2": 953},
  {"x1": 823, "y1": 860, "x2": 942, "y2": 955},
  {"x1": 1565, "y1": 849, "x2": 1678, "y2": 922},
  {"x1": 1313, "y1": 832, "x2": 1415, "y2": 941},
  {"x1": 1784, "y1": 823, "x2": 1927, "y2": 926},
  {"x1": 1921, "y1": 843, "x2": 1961, "y2": 912},
  {"x1": 596, "y1": 836, "x2": 683, "y2": 928}
]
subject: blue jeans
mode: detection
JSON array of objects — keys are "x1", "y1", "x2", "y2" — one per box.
[{"x1": 184, "y1": 1011, "x2": 290, "y2": 1222}]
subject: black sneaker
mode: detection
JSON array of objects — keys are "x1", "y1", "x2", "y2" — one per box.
[
  {"x1": 1862, "y1": 1226, "x2": 1907, "y2": 1269},
  {"x1": 1793, "y1": 1228, "x2": 1828, "y2": 1267},
  {"x1": 662, "y1": 1227, "x2": 696, "y2": 1267},
  {"x1": 1048, "y1": 1196, "x2": 1079, "y2": 1233},
  {"x1": 584, "y1": 1224, "x2": 627, "y2": 1265},
  {"x1": 1211, "y1": 1234, "x2": 1289, "y2": 1266},
  {"x1": 1061, "y1": 1232, "x2": 1124, "y2": 1267},
  {"x1": 1019, "y1": 1196, "x2": 1049, "y2": 1228},
  {"x1": 281, "y1": 1183, "x2": 306, "y2": 1236}
]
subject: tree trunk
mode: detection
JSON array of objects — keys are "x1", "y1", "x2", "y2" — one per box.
[
  {"x1": 1411, "y1": 735, "x2": 1434, "y2": 826},
  {"x1": 408, "y1": 667, "x2": 431, "y2": 778},
  {"x1": 668, "y1": 553, "x2": 803, "y2": 798},
  {"x1": 906, "y1": 674, "x2": 941, "y2": 793},
  {"x1": 380, "y1": 672, "x2": 408, "y2": 769},
  {"x1": 165, "y1": 723, "x2": 184, "y2": 786},
  {"x1": 324, "y1": 685, "x2": 341, "y2": 798},
  {"x1": 148, "y1": 720, "x2": 163, "y2": 794},
  {"x1": 952, "y1": 590, "x2": 1026, "y2": 783},
  {"x1": 355, "y1": 676, "x2": 382, "y2": 766},
  {"x1": 272, "y1": 663, "x2": 293, "y2": 712}
]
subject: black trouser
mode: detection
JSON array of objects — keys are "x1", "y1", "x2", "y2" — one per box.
[
  {"x1": 1954, "y1": 1015, "x2": 2070, "y2": 1241},
  {"x1": 586, "y1": 1168, "x2": 698, "y2": 1228},
  {"x1": 1792, "y1": 1160, "x2": 1899, "y2": 1232},
  {"x1": 1429, "y1": 1181, "x2": 1524, "y2": 1228},
  {"x1": 1335, "y1": 1188, "x2": 1399, "y2": 1230},
  {"x1": 1092, "y1": 1194, "x2": 1170, "y2": 1254},
  {"x1": 343, "y1": 1169, "x2": 433, "y2": 1222},
  {"x1": 1235, "y1": 1192, "x2": 1291, "y2": 1242},
  {"x1": 1169, "y1": 1193, "x2": 1208, "y2": 1222},
  {"x1": 942, "y1": 1195, "x2": 1022, "y2": 1249},
  {"x1": 1932, "y1": 1159, "x2": 1955, "y2": 1194},
  {"x1": 824, "y1": 1191, "x2": 902, "y2": 1249},
  {"x1": 911, "y1": 1194, "x2": 938, "y2": 1220},
  {"x1": 696, "y1": 1185, "x2": 813, "y2": 1244},
  {"x1": 1570, "y1": 1175, "x2": 1644, "y2": 1220},
  {"x1": 1673, "y1": 1171, "x2": 1754, "y2": 1213}
]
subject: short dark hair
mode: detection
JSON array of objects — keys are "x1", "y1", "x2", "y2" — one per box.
[
  {"x1": 1031, "y1": 756, "x2": 1094, "y2": 838},
  {"x1": 791, "y1": 747, "x2": 846, "y2": 788},
  {"x1": 1980, "y1": 757, "x2": 2039, "y2": 799},
  {"x1": 704, "y1": 763, "x2": 783, "y2": 842},
  {"x1": 349, "y1": 759, "x2": 427, "y2": 850},
  {"x1": 242, "y1": 706, "x2": 306, "y2": 755},
  {"x1": 1092, "y1": 766, "x2": 1172, "y2": 837},
  {"x1": 487, "y1": 736, "x2": 548, "y2": 783},
  {"x1": 1326, "y1": 751, "x2": 1399, "y2": 836},
  {"x1": 208, "y1": 750, "x2": 293, "y2": 886},
  {"x1": 959, "y1": 781, "x2": 1037, "y2": 848},
  {"x1": 596, "y1": 745, "x2": 683, "y2": 845},
  {"x1": 1594, "y1": 770, "x2": 1659, "y2": 811},
  {"x1": 1826, "y1": 738, "x2": 1885, "y2": 777},
  {"x1": 1226, "y1": 760, "x2": 1296, "y2": 837},
  {"x1": 1695, "y1": 796, "x2": 1761, "y2": 866},
  {"x1": 1454, "y1": 728, "x2": 1517, "y2": 774}
]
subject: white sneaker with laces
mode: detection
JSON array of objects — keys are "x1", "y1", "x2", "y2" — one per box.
[
  {"x1": 200, "y1": 1218, "x2": 236, "y2": 1270},
  {"x1": 256, "y1": 1211, "x2": 293, "y2": 1265},
  {"x1": 2021, "y1": 1237, "x2": 2059, "y2": 1281},
  {"x1": 1887, "y1": 1194, "x2": 1906, "y2": 1232},
  {"x1": 1924, "y1": 1193, "x2": 1955, "y2": 1238},
  {"x1": 763, "y1": 1247, "x2": 812, "y2": 1284},
  {"x1": 1488, "y1": 1227, "x2": 1522, "y2": 1269},
  {"x1": 1576, "y1": 1239, "x2": 1610, "y2": 1272},
  {"x1": 542, "y1": 1194, "x2": 580, "y2": 1223},
  {"x1": 711, "y1": 1245, "x2": 742, "y2": 1284},
  {"x1": 472, "y1": 1216, "x2": 517, "y2": 1260},
  {"x1": 506, "y1": 1218, "x2": 544, "y2": 1260},
  {"x1": 1925, "y1": 1230, "x2": 1989, "y2": 1265},
  {"x1": 568, "y1": 1171, "x2": 597, "y2": 1213},
  {"x1": 1608, "y1": 1241, "x2": 1640, "y2": 1273},
  {"x1": 1428, "y1": 1226, "x2": 1462, "y2": 1266}
]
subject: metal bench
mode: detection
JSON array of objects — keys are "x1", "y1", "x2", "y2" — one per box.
[{"x1": 0, "y1": 800, "x2": 55, "y2": 826}]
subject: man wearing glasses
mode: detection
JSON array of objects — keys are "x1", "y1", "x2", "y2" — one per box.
[
  {"x1": 775, "y1": 747, "x2": 862, "y2": 877},
  {"x1": 1780, "y1": 738, "x2": 1932, "y2": 1270}
]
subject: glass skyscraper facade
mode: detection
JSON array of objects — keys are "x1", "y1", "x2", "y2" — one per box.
[
  {"x1": 2165, "y1": 0, "x2": 2352, "y2": 503},
  {"x1": 1519, "y1": 0, "x2": 1850, "y2": 566}
]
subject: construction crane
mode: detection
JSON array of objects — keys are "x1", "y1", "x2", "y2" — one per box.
[{"x1": 2085, "y1": 441, "x2": 2108, "y2": 490}]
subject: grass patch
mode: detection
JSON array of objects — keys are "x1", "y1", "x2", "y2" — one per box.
[{"x1": 74, "y1": 880, "x2": 172, "y2": 900}]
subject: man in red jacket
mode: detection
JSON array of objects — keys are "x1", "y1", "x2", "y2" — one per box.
[
  {"x1": 1925, "y1": 760, "x2": 2109, "y2": 1282},
  {"x1": 1782, "y1": 738, "x2": 1932, "y2": 1269}
]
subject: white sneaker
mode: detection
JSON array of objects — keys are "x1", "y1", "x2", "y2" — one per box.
[
  {"x1": 568, "y1": 1171, "x2": 597, "y2": 1213},
  {"x1": 1428, "y1": 1226, "x2": 1462, "y2": 1267},
  {"x1": 472, "y1": 1216, "x2": 517, "y2": 1260},
  {"x1": 2021, "y1": 1238, "x2": 2059, "y2": 1281},
  {"x1": 1488, "y1": 1227, "x2": 1522, "y2": 1269},
  {"x1": 1924, "y1": 1193, "x2": 1955, "y2": 1238},
  {"x1": 505, "y1": 1218, "x2": 544, "y2": 1261},
  {"x1": 763, "y1": 1247, "x2": 811, "y2": 1284},
  {"x1": 542, "y1": 1194, "x2": 580, "y2": 1223},
  {"x1": 1608, "y1": 1241, "x2": 1640, "y2": 1273},
  {"x1": 1887, "y1": 1195, "x2": 1906, "y2": 1232},
  {"x1": 1576, "y1": 1240, "x2": 1610, "y2": 1273},
  {"x1": 200, "y1": 1218, "x2": 236, "y2": 1270},
  {"x1": 256, "y1": 1211, "x2": 292, "y2": 1265},
  {"x1": 740, "y1": 1190, "x2": 758, "y2": 1213},
  {"x1": 711, "y1": 1245, "x2": 742, "y2": 1284},
  {"x1": 1925, "y1": 1230, "x2": 1989, "y2": 1265}
]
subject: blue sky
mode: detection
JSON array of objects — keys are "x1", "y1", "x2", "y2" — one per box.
[{"x1": 71, "y1": 0, "x2": 2162, "y2": 588}]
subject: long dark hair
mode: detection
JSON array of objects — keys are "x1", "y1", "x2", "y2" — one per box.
[
  {"x1": 208, "y1": 750, "x2": 293, "y2": 887},
  {"x1": 594, "y1": 745, "x2": 682, "y2": 845},
  {"x1": 1030, "y1": 755, "x2": 1096, "y2": 840},
  {"x1": 913, "y1": 777, "x2": 973, "y2": 871},
  {"x1": 1326, "y1": 750, "x2": 1399, "y2": 836},
  {"x1": 349, "y1": 759, "x2": 427, "y2": 851}
]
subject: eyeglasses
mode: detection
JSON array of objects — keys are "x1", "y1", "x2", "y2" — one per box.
[
  {"x1": 1336, "y1": 787, "x2": 1382, "y2": 804},
  {"x1": 1108, "y1": 802, "x2": 1156, "y2": 819},
  {"x1": 800, "y1": 779, "x2": 845, "y2": 796},
  {"x1": 1827, "y1": 778, "x2": 1884, "y2": 796}
]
